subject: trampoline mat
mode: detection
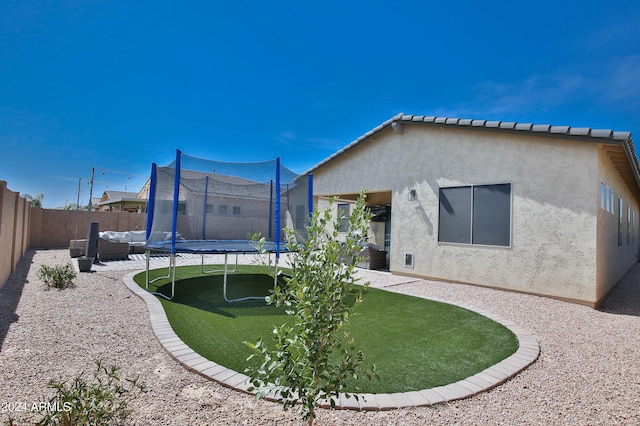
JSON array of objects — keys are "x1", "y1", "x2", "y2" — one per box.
[{"x1": 145, "y1": 239, "x2": 288, "y2": 254}]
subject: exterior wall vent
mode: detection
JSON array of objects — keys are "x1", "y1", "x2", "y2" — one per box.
[{"x1": 404, "y1": 252, "x2": 414, "y2": 268}]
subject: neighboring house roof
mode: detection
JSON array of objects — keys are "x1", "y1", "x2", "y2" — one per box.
[
  {"x1": 152, "y1": 168, "x2": 274, "y2": 202},
  {"x1": 102, "y1": 190, "x2": 139, "y2": 201},
  {"x1": 96, "y1": 190, "x2": 147, "y2": 207},
  {"x1": 307, "y1": 113, "x2": 640, "y2": 196}
]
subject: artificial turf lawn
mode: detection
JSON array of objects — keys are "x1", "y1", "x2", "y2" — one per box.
[{"x1": 135, "y1": 264, "x2": 518, "y2": 393}]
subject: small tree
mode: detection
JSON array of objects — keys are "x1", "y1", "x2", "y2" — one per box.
[
  {"x1": 246, "y1": 189, "x2": 376, "y2": 425},
  {"x1": 23, "y1": 192, "x2": 45, "y2": 208}
]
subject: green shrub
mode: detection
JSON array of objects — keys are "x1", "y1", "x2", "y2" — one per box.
[
  {"x1": 37, "y1": 360, "x2": 147, "y2": 426},
  {"x1": 38, "y1": 263, "x2": 76, "y2": 290}
]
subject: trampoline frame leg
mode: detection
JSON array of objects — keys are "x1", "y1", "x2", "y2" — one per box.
[
  {"x1": 143, "y1": 250, "x2": 281, "y2": 303},
  {"x1": 145, "y1": 250, "x2": 177, "y2": 300},
  {"x1": 201, "y1": 253, "x2": 238, "y2": 274},
  {"x1": 223, "y1": 253, "x2": 278, "y2": 303}
]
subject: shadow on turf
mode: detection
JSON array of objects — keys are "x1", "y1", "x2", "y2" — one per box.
[{"x1": 154, "y1": 274, "x2": 287, "y2": 318}]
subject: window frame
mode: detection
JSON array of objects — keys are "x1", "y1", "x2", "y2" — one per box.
[
  {"x1": 438, "y1": 182, "x2": 512, "y2": 248},
  {"x1": 337, "y1": 203, "x2": 350, "y2": 233},
  {"x1": 627, "y1": 206, "x2": 632, "y2": 245},
  {"x1": 618, "y1": 197, "x2": 623, "y2": 246},
  {"x1": 610, "y1": 189, "x2": 615, "y2": 215}
]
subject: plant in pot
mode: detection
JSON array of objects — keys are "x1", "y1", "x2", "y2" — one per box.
[{"x1": 77, "y1": 256, "x2": 93, "y2": 272}]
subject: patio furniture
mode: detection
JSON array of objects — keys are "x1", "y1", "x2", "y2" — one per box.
[
  {"x1": 101, "y1": 231, "x2": 146, "y2": 253},
  {"x1": 69, "y1": 239, "x2": 87, "y2": 257},
  {"x1": 127, "y1": 230, "x2": 147, "y2": 254},
  {"x1": 358, "y1": 243, "x2": 388, "y2": 270},
  {"x1": 97, "y1": 237, "x2": 130, "y2": 261}
]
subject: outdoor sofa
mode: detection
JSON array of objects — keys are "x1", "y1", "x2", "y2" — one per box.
[
  {"x1": 97, "y1": 230, "x2": 147, "y2": 261},
  {"x1": 358, "y1": 243, "x2": 388, "y2": 270},
  {"x1": 97, "y1": 238, "x2": 130, "y2": 261}
]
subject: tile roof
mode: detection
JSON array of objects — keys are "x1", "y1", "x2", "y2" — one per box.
[
  {"x1": 103, "y1": 190, "x2": 139, "y2": 199},
  {"x1": 306, "y1": 113, "x2": 639, "y2": 193}
]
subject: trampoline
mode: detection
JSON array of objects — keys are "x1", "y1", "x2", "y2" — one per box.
[
  {"x1": 145, "y1": 240, "x2": 290, "y2": 302},
  {"x1": 145, "y1": 239, "x2": 289, "y2": 254},
  {"x1": 143, "y1": 150, "x2": 312, "y2": 302}
]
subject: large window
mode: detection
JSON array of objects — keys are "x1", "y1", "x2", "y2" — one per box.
[{"x1": 438, "y1": 183, "x2": 511, "y2": 247}]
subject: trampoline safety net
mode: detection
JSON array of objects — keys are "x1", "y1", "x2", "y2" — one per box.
[{"x1": 145, "y1": 150, "x2": 312, "y2": 256}]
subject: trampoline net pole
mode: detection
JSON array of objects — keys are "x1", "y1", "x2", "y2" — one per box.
[
  {"x1": 170, "y1": 150, "x2": 182, "y2": 255},
  {"x1": 308, "y1": 172, "x2": 314, "y2": 219},
  {"x1": 170, "y1": 254, "x2": 176, "y2": 299},
  {"x1": 145, "y1": 250, "x2": 150, "y2": 291},
  {"x1": 202, "y1": 175, "x2": 209, "y2": 240},
  {"x1": 146, "y1": 163, "x2": 157, "y2": 241},
  {"x1": 275, "y1": 157, "x2": 281, "y2": 259},
  {"x1": 268, "y1": 180, "x2": 273, "y2": 240}
]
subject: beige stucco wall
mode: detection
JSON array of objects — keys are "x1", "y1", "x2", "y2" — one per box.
[
  {"x1": 595, "y1": 146, "x2": 640, "y2": 301},
  {"x1": 0, "y1": 180, "x2": 31, "y2": 290},
  {"x1": 0, "y1": 178, "x2": 146, "y2": 290},
  {"x1": 29, "y1": 209, "x2": 146, "y2": 249},
  {"x1": 313, "y1": 124, "x2": 616, "y2": 305}
]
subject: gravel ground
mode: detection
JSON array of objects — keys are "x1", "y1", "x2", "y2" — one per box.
[{"x1": 1, "y1": 249, "x2": 639, "y2": 425}]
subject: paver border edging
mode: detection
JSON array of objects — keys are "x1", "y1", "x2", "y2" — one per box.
[{"x1": 122, "y1": 271, "x2": 539, "y2": 411}]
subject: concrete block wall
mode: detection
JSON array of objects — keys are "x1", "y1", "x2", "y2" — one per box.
[
  {"x1": 29, "y1": 209, "x2": 146, "y2": 249},
  {"x1": 0, "y1": 180, "x2": 31, "y2": 290},
  {"x1": 0, "y1": 176, "x2": 147, "y2": 290}
]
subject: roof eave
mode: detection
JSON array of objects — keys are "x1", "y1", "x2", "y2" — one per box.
[{"x1": 306, "y1": 114, "x2": 639, "y2": 193}]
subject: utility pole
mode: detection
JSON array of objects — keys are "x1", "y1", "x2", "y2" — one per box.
[{"x1": 84, "y1": 168, "x2": 95, "y2": 258}]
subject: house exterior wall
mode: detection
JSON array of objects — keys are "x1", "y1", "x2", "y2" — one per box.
[
  {"x1": 313, "y1": 125, "x2": 615, "y2": 305},
  {"x1": 595, "y1": 146, "x2": 640, "y2": 301}
]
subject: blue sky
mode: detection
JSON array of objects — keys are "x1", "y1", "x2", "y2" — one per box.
[{"x1": 1, "y1": 0, "x2": 639, "y2": 208}]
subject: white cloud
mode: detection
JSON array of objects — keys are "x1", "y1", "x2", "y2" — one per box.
[
  {"x1": 457, "y1": 54, "x2": 640, "y2": 120},
  {"x1": 307, "y1": 137, "x2": 343, "y2": 150},
  {"x1": 475, "y1": 74, "x2": 586, "y2": 114},
  {"x1": 277, "y1": 130, "x2": 297, "y2": 142},
  {"x1": 275, "y1": 130, "x2": 342, "y2": 152},
  {"x1": 601, "y1": 54, "x2": 640, "y2": 104}
]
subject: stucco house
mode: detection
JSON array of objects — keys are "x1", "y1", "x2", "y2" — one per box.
[
  {"x1": 308, "y1": 113, "x2": 639, "y2": 307},
  {"x1": 95, "y1": 190, "x2": 148, "y2": 213}
]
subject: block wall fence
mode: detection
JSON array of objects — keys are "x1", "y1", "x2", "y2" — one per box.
[
  {"x1": 0, "y1": 180, "x2": 146, "y2": 290},
  {"x1": 0, "y1": 181, "x2": 31, "y2": 290}
]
